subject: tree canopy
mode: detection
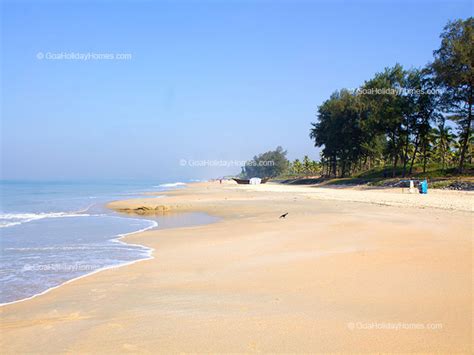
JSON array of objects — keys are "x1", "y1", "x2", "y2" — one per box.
[
  {"x1": 430, "y1": 18, "x2": 473, "y2": 172},
  {"x1": 242, "y1": 146, "x2": 289, "y2": 178},
  {"x1": 310, "y1": 17, "x2": 473, "y2": 178}
]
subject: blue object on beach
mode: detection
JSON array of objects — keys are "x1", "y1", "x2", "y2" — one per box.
[{"x1": 419, "y1": 180, "x2": 428, "y2": 194}]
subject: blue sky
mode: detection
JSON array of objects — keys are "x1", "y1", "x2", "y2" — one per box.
[{"x1": 1, "y1": 0, "x2": 470, "y2": 181}]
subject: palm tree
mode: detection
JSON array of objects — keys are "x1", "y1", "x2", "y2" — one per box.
[
  {"x1": 310, "y1": 160, "x2": 320, "y2": 176},
  {"x1": 432, "y1": 124, "x2": 456, "y2": 170},
  {"x1": 303, "y1": 155, "x2": 312, "y2": 176},
  {"x1": 292, "y1": 159, "x2": 303, "y2": 176}
]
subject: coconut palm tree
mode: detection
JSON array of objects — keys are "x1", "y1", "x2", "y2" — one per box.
[
  {"x1": 432, "y1": 124, "x2": 456, "y2": 170},
  {"x1": 291, "y1": 159, "x2": 303, "y2": 176}
]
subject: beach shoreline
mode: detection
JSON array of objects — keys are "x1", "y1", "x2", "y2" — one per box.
[
  {"x1": 0, "y1": 218, "x2": 157, "y2": 308},
  {"x1": 1, "y1": 181, "x2": 472, "y2": 353}
]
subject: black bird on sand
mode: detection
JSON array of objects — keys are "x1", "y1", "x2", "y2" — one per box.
[{"x1": 279, "y1": 212, "x2": 288, "y2": 219}]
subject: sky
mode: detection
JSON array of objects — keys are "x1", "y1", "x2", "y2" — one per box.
[{"x1": 1, "y1": 0, "x2": 471, "y2": 181}]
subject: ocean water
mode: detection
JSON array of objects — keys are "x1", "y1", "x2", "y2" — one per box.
[{"x1": 0, "y1": 180, "x2": 196, "y2": 304}]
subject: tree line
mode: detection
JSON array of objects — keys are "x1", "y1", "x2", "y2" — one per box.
[
  {"x1": 242, "y1": 147, "x2": 320, "y2": 178},
  {"x1": 310, "y1": 18, "x2": 473, "y2": 178},
  {"x1": 288, "y1": 156, "x2": 320, "y2": 176}
]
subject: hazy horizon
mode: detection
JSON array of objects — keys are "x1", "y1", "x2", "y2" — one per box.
[{"x1": 1, "y1": 0, "x2": 470, "y2": 181}]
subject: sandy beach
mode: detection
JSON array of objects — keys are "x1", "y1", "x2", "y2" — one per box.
[{"x1": 1, "y1": 181, "x2": 472, "y2": 353}]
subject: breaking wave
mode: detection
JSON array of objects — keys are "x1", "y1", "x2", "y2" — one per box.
[{"x1": 0, "y1": 212, "x2": 91, "y2": 228}]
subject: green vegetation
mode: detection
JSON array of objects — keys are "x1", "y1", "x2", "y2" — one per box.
[
  {"x1": 286, "y1": 156, "x2": 320, "y2": 177},
  {"x1": 278, "y1": 163, "x2": 473, "y2": 190},
  {"x1": 240, "y1": 18, "x2": 472, "y2": 189},
  {"x1": 242, "y1": 146, "x2": 289, "y2": 178},
  {"x1": 309, "y1": 18, "x2": 473, "y2": 178},
  {"x1": 240, "y1": 148, "x2": 321, "y2": 179}
]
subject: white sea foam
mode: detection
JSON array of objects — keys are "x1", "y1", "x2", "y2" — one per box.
[
  {"x1": 0, "y1": 217, "x2": 158, "y2": 307},
  {"x1": 155, "y1": 182, "x2": 187, "y2": 188},
  {"x1": 5, "y1": 245, "x2": 131, "y2": 251},
  {"x1": 0, "y1": 212, "x2": 91, "y2": 228}
]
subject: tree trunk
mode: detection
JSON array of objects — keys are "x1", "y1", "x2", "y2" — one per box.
[
  {"x1": 441, "y1": 144, "x2": 446, "y2": 171},
  {"x1": 393, "y1": 154, "x2": 398, "y2": 177},
  {"x1": 391, "y1": 132, "x2": 397, "y2": 178},
  {"x1": 422, "y1": 141, "x2": 428, "y2": 174},
  {"x1": 458, "y1": 84, "x2": 472, "y2": 173},
  {"x1": 409, "y1": 132, "x2": 420, "y2": 175},
  {"x1": 402, "y1": 129, "x2": 410, "y2": 177}
]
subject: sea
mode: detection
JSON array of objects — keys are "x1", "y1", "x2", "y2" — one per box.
[{"x1": 0, "y1": 180, "x2": 214, "y2": 305}]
